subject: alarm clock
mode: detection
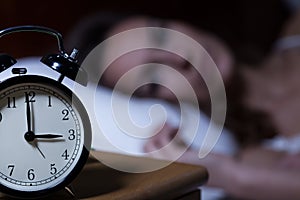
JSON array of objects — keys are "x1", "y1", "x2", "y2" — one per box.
[{"x1": 0, "y1": 26, "x2": 91, "y2": 198}]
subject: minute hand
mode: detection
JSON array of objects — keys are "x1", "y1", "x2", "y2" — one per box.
[{"x1": 25, "y1": 93, "x2": 32, "y2": 132}]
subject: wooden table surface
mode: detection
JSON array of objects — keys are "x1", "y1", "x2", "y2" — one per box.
[{"x1": 0, "y1": 151, "x2": 208, "y2": 200}]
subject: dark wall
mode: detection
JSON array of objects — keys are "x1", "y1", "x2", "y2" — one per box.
[{"x1": 0, "y1": 0, "x2": 289, "y2": 63}]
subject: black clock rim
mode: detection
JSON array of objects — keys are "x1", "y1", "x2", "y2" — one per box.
[{"x1": 0, "y1": 75, "x2": 92, "y2": 199}]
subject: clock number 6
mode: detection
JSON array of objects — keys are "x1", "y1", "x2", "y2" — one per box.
[{"x1": 27, "y1": 169, "x2": 35, "y2": 180}]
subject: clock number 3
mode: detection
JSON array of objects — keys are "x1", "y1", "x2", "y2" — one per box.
[{"x1": 68, "y1": 129, "x2": 75, "y2": 140}]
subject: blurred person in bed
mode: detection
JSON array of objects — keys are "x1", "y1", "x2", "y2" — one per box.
[{"x1": 66, "y1": 7, "x2": 300, "y2": 200}]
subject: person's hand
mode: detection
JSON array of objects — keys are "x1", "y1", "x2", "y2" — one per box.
[
  {"x1": 238, "y1": 146, "x2": 300, "y2": 171},
  {"x1": 199, "y1": 153, "x2": 236, "y2": 187},
  {"x1": 143, "y1": 123, "x2": 187, "y2": 161},
  {"x1": 238, "y1": 146, "x2": 286, "y2": 168},
  {"x1": 144, "y1": 123, "x2": 178, "y2": 152},
  {"x1": 143, "y1": 123, "x2": 237, "y2": 187},
  {"x1": 278, "y1": 153, "x2": 300, "y2": 170}
]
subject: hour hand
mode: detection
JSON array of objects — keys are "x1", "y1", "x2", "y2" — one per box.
[
  {"x1": 24, "y1": 132, "x2": 63, "y2": 142},
  {"x1": 34, "y1": 134, "x2": 63, "y2": 139}
]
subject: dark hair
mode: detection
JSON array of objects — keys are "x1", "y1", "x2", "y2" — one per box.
[
  {"x1": 221, "y1": 67, "x2": 277, "y2": 146},
  {"x1": 66, "y1": 12, "x2": 132, "y2": 64}
]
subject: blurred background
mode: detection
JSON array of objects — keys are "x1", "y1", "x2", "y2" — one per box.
[{"x1": 0, "y1": 0, "x2": 290, "y2": 64}]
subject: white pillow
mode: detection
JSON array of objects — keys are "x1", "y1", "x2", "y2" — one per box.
[{"x1": 13, "y1": 57, "x2": 238, "y2": 157}]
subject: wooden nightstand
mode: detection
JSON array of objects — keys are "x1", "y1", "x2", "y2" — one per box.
[{"x1": 0, "y1": 151, "x2": 208, "y2": 200}]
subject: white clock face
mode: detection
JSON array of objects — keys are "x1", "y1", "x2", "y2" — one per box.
[{"x1": 0, "y1": 76, "x2": 90, "y2": 197}]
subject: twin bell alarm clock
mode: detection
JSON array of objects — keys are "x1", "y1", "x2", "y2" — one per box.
[{"x1": 0, "y1": 25, "x2": 92, "y2": 198}]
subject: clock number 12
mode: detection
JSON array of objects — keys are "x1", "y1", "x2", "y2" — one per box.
[{"x1": 24, "y1": 91, "x2": 36, "y2": 103}]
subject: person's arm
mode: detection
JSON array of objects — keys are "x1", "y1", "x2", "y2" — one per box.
[
  {"x1": 144, "y1": 124, "x2": 300, "y2": 200},
  {"x1": 179, "y1": 147, "x2": 300, "y2": 200},
  {"x1": 225, "y1": 160, "x2": 300, "y2": 200}
]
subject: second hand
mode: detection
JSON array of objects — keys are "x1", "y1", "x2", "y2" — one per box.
[{"x1": 34, "y1": 142, "x2": 46, "y2": 159}]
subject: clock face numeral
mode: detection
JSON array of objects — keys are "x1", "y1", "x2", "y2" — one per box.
[
  {"x1": 7, "y1": 165, "x2": 14, "y2": 176},
  {"x1": 48, "y1": 96, "x2": 52, "y2": 107},
  {"x1": 68, "y1": 129, "x2": 75, "y2": 140},
  {"x1": 7, "y1": 97, "x2": 16, "y2": 108},
  {"x1": 27, "y1": 169, "x2": 35, "y2": 181},
  {"x1": 24, "y1": 91, "x2": 36, "y2": 103},
  {"x1": 62, "y1": 149, "x2": 70, "y2": 160},
  {"x1": 62, "y1": 109, "x2": 69, "y2": 120},
  {"x1": 50, "y1": 163, "x2": 57, "y2": 175}
]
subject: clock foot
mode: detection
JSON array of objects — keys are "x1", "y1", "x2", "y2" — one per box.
[{"x1": 65, "y1": 185, "x2": 79, "y2": 200}]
